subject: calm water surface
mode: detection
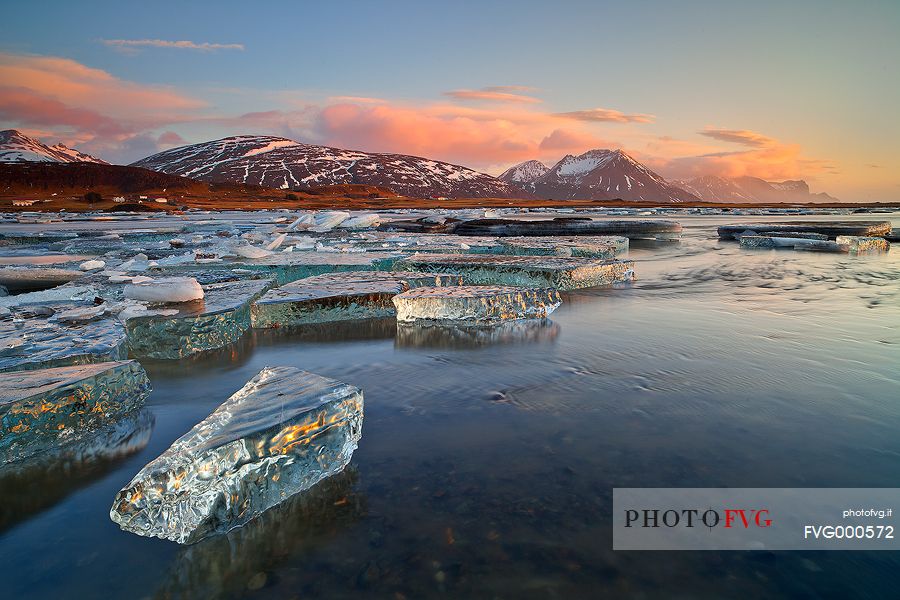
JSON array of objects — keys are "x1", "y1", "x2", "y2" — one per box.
[{"x1": 2, "y1": 215, "x2": 899, "y2": 599}]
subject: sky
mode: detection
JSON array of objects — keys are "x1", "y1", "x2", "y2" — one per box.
[{"x1": 2, "y1": 0, "x2": 898, "y2": 201}]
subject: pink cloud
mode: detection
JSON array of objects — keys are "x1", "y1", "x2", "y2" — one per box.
[{"x1": 0, "y1": 52, "x2": 206, "y2": 161}]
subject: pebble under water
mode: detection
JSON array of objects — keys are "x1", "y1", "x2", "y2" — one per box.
[{"x1": 1, "y1": 214, "x2": 899, "y2": 599}]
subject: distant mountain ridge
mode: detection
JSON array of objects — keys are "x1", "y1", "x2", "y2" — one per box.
[
  {"x1": 500, "y1": 149, "x2": 700, "y2": 203},
  {"x1": 132, "y1": 135, "x2": 527, "y2": 199},
  {"x1": 671, "y1": 175, "x2": 839, "y2": 203},
  {"x1": 0, "y1": 129, "x2": 107, "y2": 164}
]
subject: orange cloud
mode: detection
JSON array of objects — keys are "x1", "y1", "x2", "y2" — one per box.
[
  {"x1": 556, "y1": 107, "x2": 655, "y2": 123},
  {"x1": 698, "y1": 128, "x2": 777, "y2": 148},
  {"x1": 659, "y1": 130, "x2": 833, "y2": 181}
]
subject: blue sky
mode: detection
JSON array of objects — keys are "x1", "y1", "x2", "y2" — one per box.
[{"x1": 3, "y1": 0, "x2": 899, "y2": 199}]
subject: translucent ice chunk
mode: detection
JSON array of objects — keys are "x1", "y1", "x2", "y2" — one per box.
[
  {"x1": 835, "y1": 236, "x2": 890, "y2": 253},
  {"x1": 393, "y1": 286, "x2": 561, "y2": 324},
  {"x1": 109, "y1": 366, "x2": 364, "y2": 544},
  {"x1": 251, "y1": 271, "x2": 461, "y2": 328},
  {"x1": 338, "y1": 214, "x2": 382, "y2": 229},
  {"x1": 1, "y1": 361, "x2": 150, "y2": 464},
  {"x1": 310, "y1": 211, "x2": 350, "y2": 232},
  {"x1": 0, "y1": 304, "x2": 127, "y2": 373},
  {"x1": 125, "y1": 278, "x2": 272, "y2": 359},
  {"x1": 395, "y1": 254, "x2": 635, "y2": 290},
  {"x1": 498, "y1": 235, "x2": 628, "y2": 259},
  {"x1": 124, "y1": 277, "x2": 204, "y2": 303},
  {"x1": 158, "y1": 252, "x2": 401, "y2": 285}
]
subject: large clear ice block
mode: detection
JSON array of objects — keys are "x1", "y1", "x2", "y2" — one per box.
[
  {"x1": 1, "y1": 361, "x2": 151, "y2": 464},
  {"x1": 393, "y1": 286, "x2": 561, "y2": 324},
  {"x1": 395, "y1": 254, "x2": 635, "y2": 290},
  {"x1": 125, "y1": 278, "x2": 273, "y2": 359},
  {"x1": 110, "y1": 366, "x2": 364, "y2": 544},
  {"x1": 251, "y1": 271, "x2": 462, "y2": 328}
]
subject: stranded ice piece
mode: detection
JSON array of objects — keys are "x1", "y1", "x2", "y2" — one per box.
[
  {"x1": 1, "y1": 361, "x2": 150, "y2": 464},
  {"x1": 718, "y1": 221, "x2": 892, "y2": 240},
  {"x1": 0, "y1": 303, "x2": 127, "y2": 372},
  {"x1": 395, "y1": 254, "x2": 634, "y2": 290},
  {"x1": 125, "y1": 279, "x2": 272, "y2": 359},
  {"x1": 250, "y1": 271, "x2": 462, "y2": 328},
  {"x1": 109, "y1": 366, "x2": 364, "y2": 544},
  {"x1": 393, "y1": 286, "x2": 561, "y2": 324},
  {"x1": 497, "y1": 235, "x2": 628, "y2": 258}
]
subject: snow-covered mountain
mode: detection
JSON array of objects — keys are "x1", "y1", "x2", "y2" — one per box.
[
  {"x1": 498, "y1": 159, "x2": 549, "y2": 184},
  {"x1": 0, "y1": 129, "x2": 107, "y2": 164},
  {"x1": 671, "y1": 175, "x2": 839, "y2": 203},
  {"x1": 503, "y1": 150, "x2": 700, "y2": 203},
  {"x1": 132, "y1": 135, "x2": 527, "y2": 198}
]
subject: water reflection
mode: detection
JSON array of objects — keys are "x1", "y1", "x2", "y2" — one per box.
[
  {"x1": 0, "y1": 409, "x2": 154, "y2": 533},
  {"x1": 153, "y1": 468, "x2": 365, "y2": 599},
  {"x1": 252, "y1": 317, "x2": 397, "y2": 345},
  {"x1": 395, "y1": 319, "x2": 560, "y2": 350}
]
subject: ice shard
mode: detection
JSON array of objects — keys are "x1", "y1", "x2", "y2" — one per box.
[
  {"x1": 125, "y1": 278, "x2": 273, "y2": 359},
  {"x1": 835, "y1": 236, "x2": 890, "y2": 253},
  {"x1": 1, "y1": 361, "x2": 151, "y2": 464},
  {"x1": 250, "y1": 271, "x2": 462, "y2": 328},
  {"x1": 393, "y1": 286, "x2": 561, "y2": 324},
  {"x1": 395, "y1": 254, "x2": 635, "y2": 290},
  {"x1": 497, "y1": 235, "x2": 628, "y2": 258},
  {"x1": 0, "y1": 303, "x2": 128, "y2": 373},
  {"x1": 110, "y1": 366, "x2": 364, "y2": 544}
]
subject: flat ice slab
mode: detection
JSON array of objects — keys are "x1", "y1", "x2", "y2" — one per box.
[
  {"x1": 0, "y1": 303, "x2": 127, "y2": 372},
  {"x1": 125, "y1": 279, "x2": 272, "y2": 359},
  {"x1": 792, "y1": 239, "x2": 849, "y2": 253},
  {"x1": 110, "y1": 366, "x2": 363, "y2": 544},
  {"x1": 393, "y1": 286, "x2": 561, "y2": 324},
  {"x1": 395, "y1": 254, "x2": 635, "y2": 290},
  {"x1": 718, "y1": 221, "x2": 892, "y2": 240},
  {"x1": 498, "y1": 235, "x2": 628, "y2": 258},
  {"x1": 251, "y1": 271, "x2": 462, "y2": 328},
  {"x1": 159, "y1": 251, "x2": 401, "y2": 285},
  {"x1": 1, "y1": 361, "x2": 150, "y2": 464},
  {"x1": 739, "y1": 235, "x2": 830, "y2": 249},
  {"x1": 455, "y1": 218, "x2": 682, "y2": 240}
]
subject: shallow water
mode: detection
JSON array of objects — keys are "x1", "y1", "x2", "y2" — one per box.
[{"x1": 2, "y1": 214, "x2": 899, "y2": 599}]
